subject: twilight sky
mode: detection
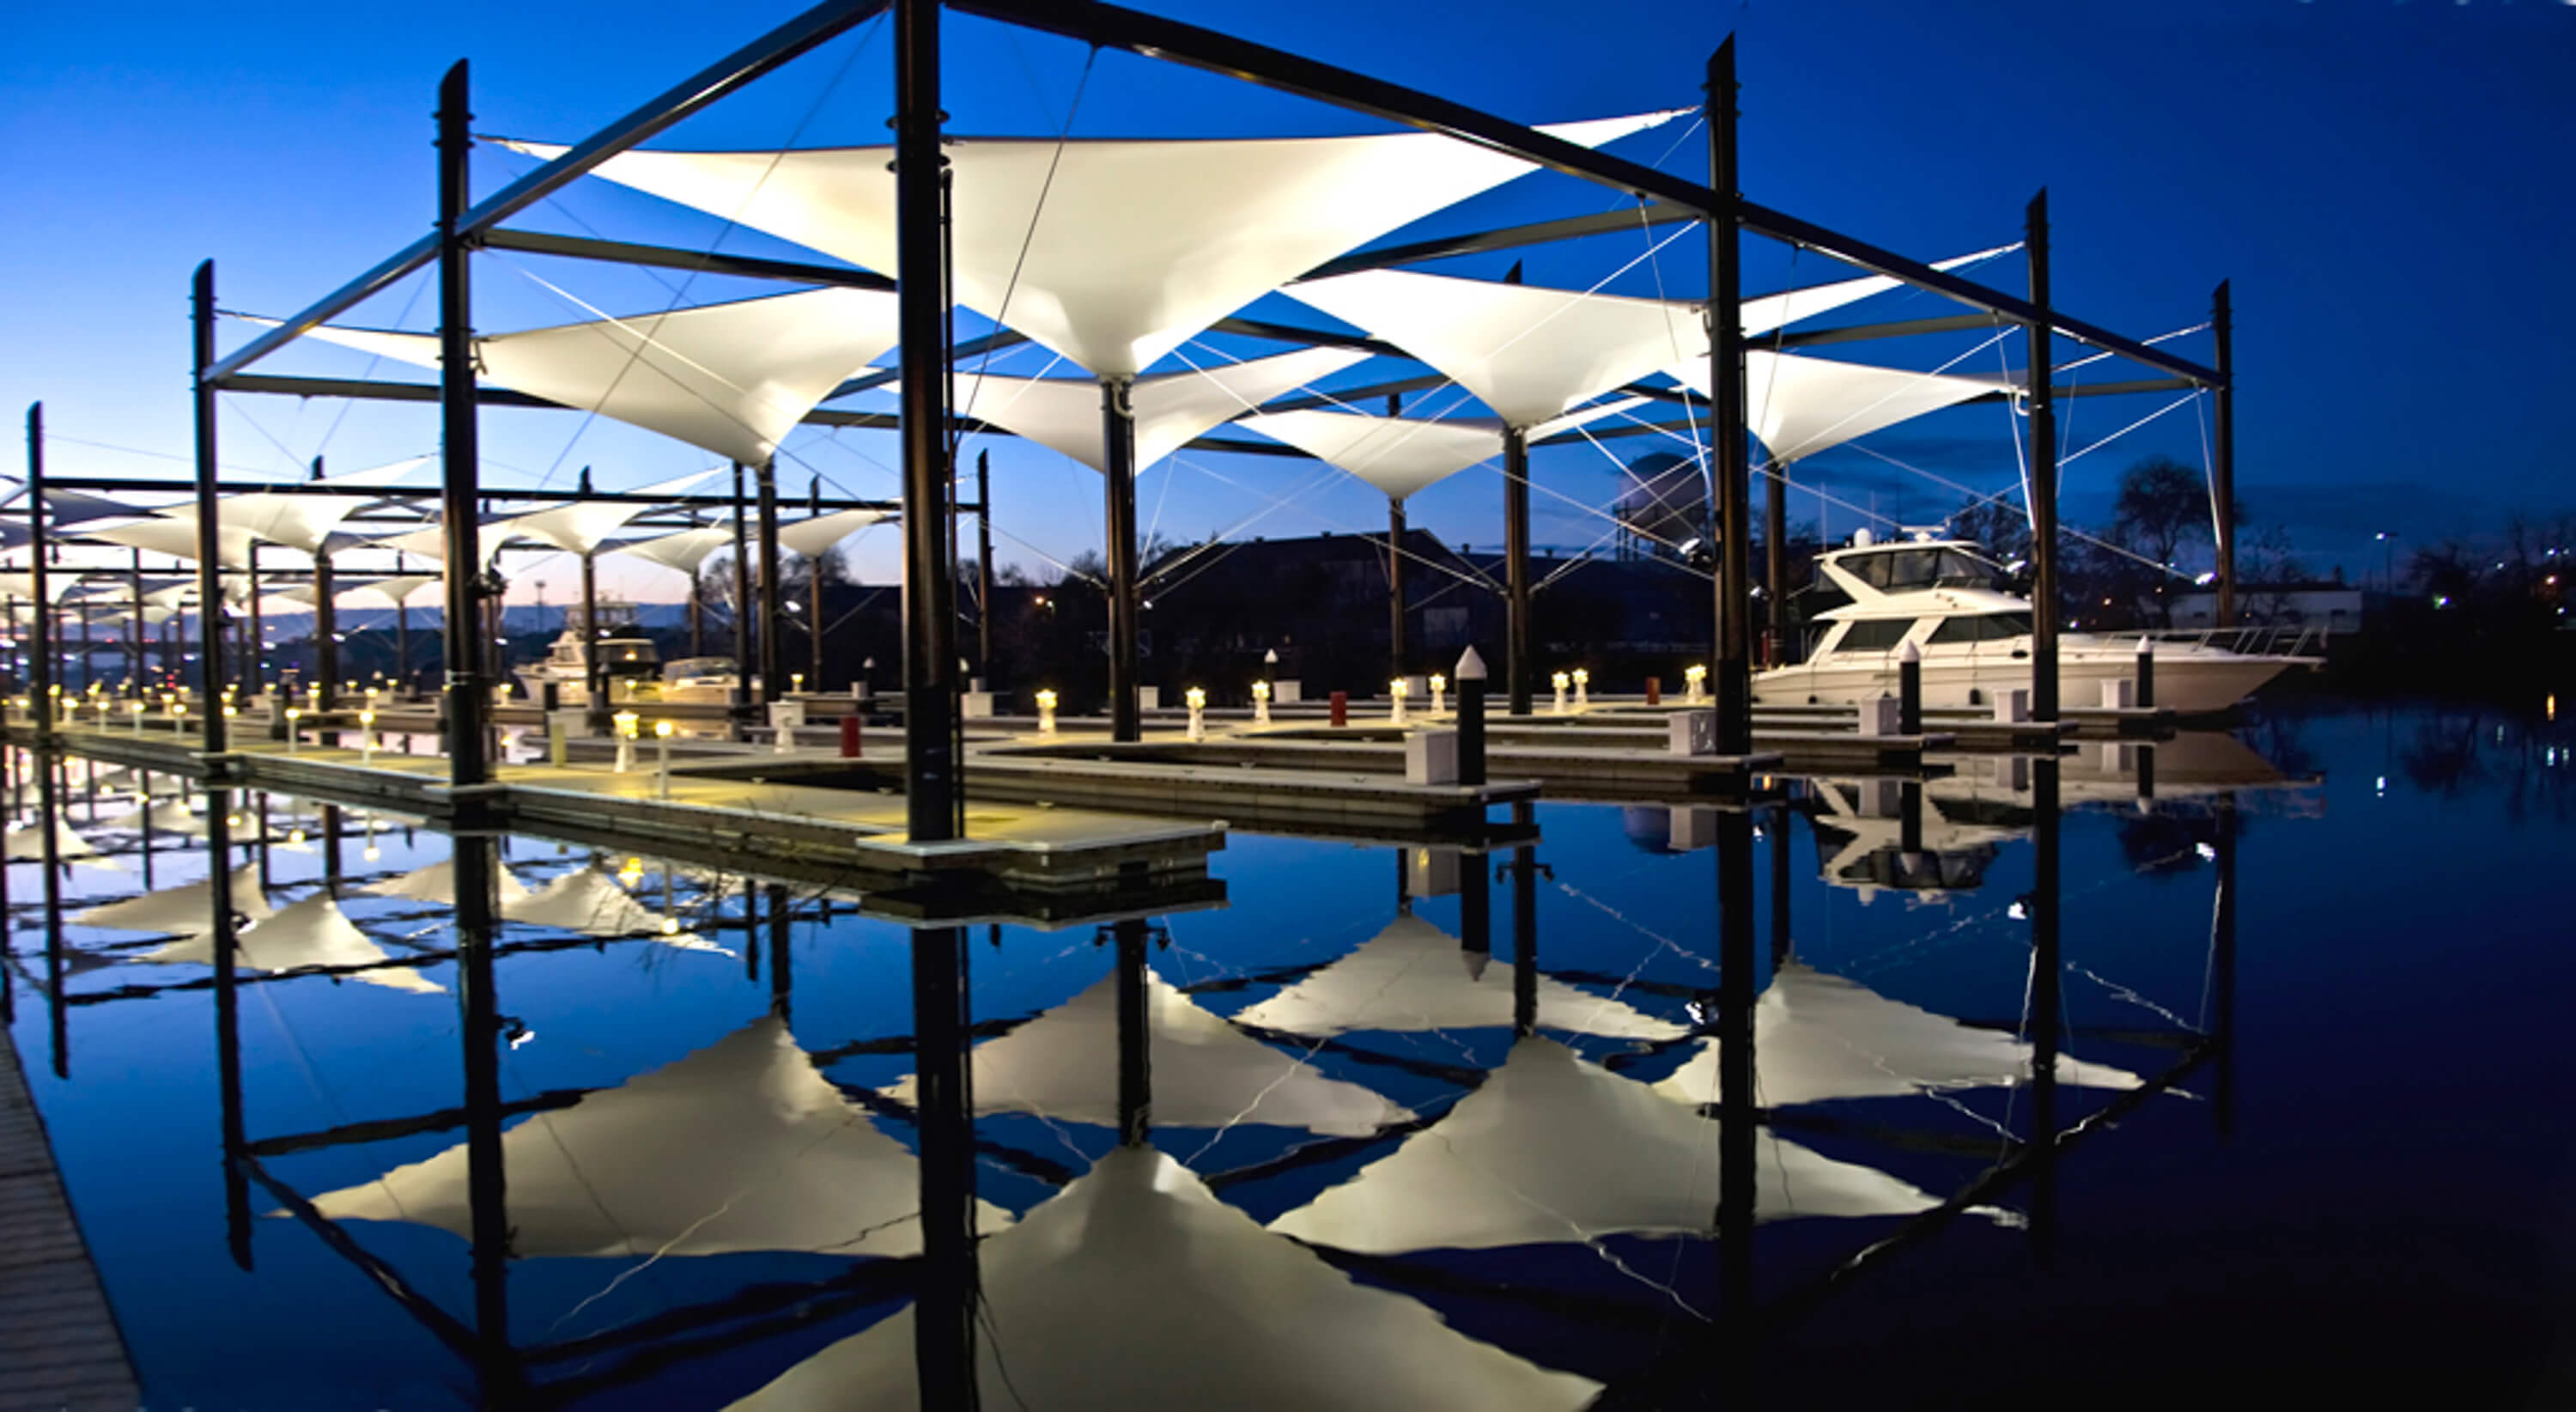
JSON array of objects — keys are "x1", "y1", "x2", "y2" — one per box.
[{"x1": 3, "y1": 0, "x2": 2567, "y2": 603}]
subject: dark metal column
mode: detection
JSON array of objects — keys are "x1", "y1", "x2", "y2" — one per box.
[
  {"x1": 1102, "y1": 379, "x2": 1141, "y2": 742},
  {"x1": 2025, "y1": 191, "x2": 2060, "y2": 724},
  {"x1": 975, "y1": 448, "x2": 994, "y2": 683},
  {"x1": 807, "y1": 478, "x2": 824, "y2": 691},
  {"x1": 1115, "y1": 917, "x2": 1151, "y2": 1146},
  {"x1": 1706, "y1": 37, "x2": 1753, "y2": 756},
  {"x1": 2211, "y1": 280, "x2": 2236, "y2": 629},
  {"x1": 580, "y1": 550, "x2": 606, "y2": 732},
  {"x1": 1502, "y1": 429, "x2": 1531, "y2": 717},
  {"x1": 1388, "y1": 496, "x2": 1408, "y2": 681},
  {"x1": 896, "y1": 0, "x2": 962, "y2": 837},
  {"x1": 245, "y1": 542, "x2": 264, "y2": 695},
  {"x1": 25, "y1": 404, "x2": 51, "y2": 742},
  {"x1": 731, "y1": 462, "x2": 753, "y2": 716},
  {"x1": 313, "y1": 458, "x2": 337, "y2": 704},
  {"x1": 1765, "y1": 461, "x2": 1787, "y2": 666},
  {"x1": 128, "y1": 550, "x2": 145, "y2": 687},
  {"x1": 756, "y1": 460, "x2": 783, "y2": 702},
  {"x1": 435, "y1": 63, "x2": 488, "y2": 788},
  {"x1": 687, "y1": 557, "x2": 704, "y2": 660},
  {"x1": 909, "y1": 925, "x2": 980, "y2": 1409},
  {"x1": 191, "y1": 265, "x2": 227, "y2": 752}
]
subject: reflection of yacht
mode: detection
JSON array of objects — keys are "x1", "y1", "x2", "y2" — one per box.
[
  {"x1": 1805, "y1": 779, "x2": 2017, "y2": 897},
  {"x1": 1754, "y1": 535, "x2": 2312, "y2": 715},
  {"x1": 516, "y1": 615, "x2": 661, "y2": 706},
  {"x1": 658, "y1": 655, "x2": 740, "y2": 704}
]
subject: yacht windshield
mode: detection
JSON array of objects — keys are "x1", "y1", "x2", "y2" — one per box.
[
  {"x1": 1928, "y1": 612, "x2": 2032, "y2": 644},
  {"x1": 1840, "y1": 546, "x2": 2003, "y2": 593}
]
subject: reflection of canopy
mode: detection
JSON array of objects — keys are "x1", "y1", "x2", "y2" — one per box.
[
  {"x1": 91, "y1": 799, "x2": 208, "y2": 837},
  {"x1": 957, "y1": 349, "x2": 1364, "y2": 471},
  {"x1": 1652, "y1": 961, "x2": 2142, "y2": 1108},
  {"x1": 306, "y1": 1018, "x2": 1009, "y2": 1256},
  {"x1": 362, "y1": 857, "x2": 534, "y2": 908},
  {"x1": 293, "y1": 289, "x2": 902, "y2": 466},
  {"x1": 775, "y1": 508, "x2": 890, "y2": 560},
  {"x1": 887, "y1": 971, "x2": 1410, "y2": 1137},
  {"x1": 75, "y1": 866, "x2": 273, "y2": 936},
  {"x1": 732, "y1": 1144, "x2": 1598, "y2": 1412},
  {"x1": 613, "y1": 524, "x2": 734, "y2": 575},
  {"x1": 515, "y1": 113, "x2": 1677, "y2": 378},
  {"x1": 1233, "y1": 916, "x2": 1685, "y2": 1040},
  {"x1": 1270, "y1": 1037, "x2": 1936, "y2": 1254},
  {"x1": 503, "y1": 866, "x2": 708, "y2": 949},
  {"x1": 139, "y1": 894, "x2": 444, "y2": 995},
  {"x1": 4, "y1": 818, "x2": 106, "y2": 865}
]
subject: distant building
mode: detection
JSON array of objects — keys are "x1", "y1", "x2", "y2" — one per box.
[{"x1": 2168, "y1": 581, "x2": 2364, "y2": 632}]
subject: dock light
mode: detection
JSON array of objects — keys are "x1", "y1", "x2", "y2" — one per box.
[
  {"x1": 792, "y1": 673, "x2": 805, "y2": 694},
  {"x1": 1571, "y1": 667, "x2": 1590, "y2": 709},
  {"x1": 359, "y1": 709, "x2": 377, "y2": 764},
  {"x1": 654, "y1": 719, "x2": 676, "y2": 799},
  {"x1": 617, "y1": 856, "x2": 645, "y2": 888},
  {"x1": 1429, "y1": 673, "x2": 1447, "y2": 715},
  {"x1": 284, "y1": 707, "x2": 301, "y2": 754},
  {"x1": 613, "y1": 709, "x2": 641, "y2": 774},
  {"x1": 1036, "y1": 689, "x2": 1059, "y2": 736},
  {"x1": 1185, "y1": 686, "x2": 1207, "y2": 741},
  {"x1": 1551, "y1": 671, "x2": 1571, "y2": 715},
  {"x1": 1250, "y1": 679, "x2": 1272, "y2": 726},
  {"x1": 129, "y1": 700, "x2": 145, "y2": 733},
  {"x1": 287, "y1": 827, "x2": 307, "y2": 847},
  {"x1": 1685, "y1": 664, "x2": 1708, "y2": 704},
  {"x1": 1389, "y1": 677, "x2": 1408, "y2": 726}
]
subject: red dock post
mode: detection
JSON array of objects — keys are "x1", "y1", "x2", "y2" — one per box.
[
  {"x1": 840, "y1": 712, "x2": 862, "y2": 758},
  {"x1": 1328, "y1": 691, "x2": 1348, "y2": 727}
]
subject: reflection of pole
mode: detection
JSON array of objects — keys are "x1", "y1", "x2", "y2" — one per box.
[
  {"x1": 210, "y1": 789, "x2": 252, "y2": 1269},
  {"x1": 1769, "y1": 800, "x2": 1793, "y2": 968},
  {"x1": 1115, "y1": 918, "x2": 1152, "y2": 1147},
  {"x1": 909, "y1": 923, "x2": 980, "y2": 1409},
  {"x1": 39, "y1": 748, "x2": 66, "y2": 1079},
  {"x1": 769, "y1": 884, "x2": 793, "y2": 1023},
  {"x1": 1716, "y1": 799, "x2": 1758, "y2": 1322},
  {"x1": 1459, "y1": 843, "x2": 1492, "y2": 981},
  {"x1": 320, "y1": 802, "x2": 343, "y2": 892},
  {"x1": 1510, "y1": 801, "x2": 1538, "y2": 1038},
  {"x1": 2213, "y1": 792, "x2": 2238, "y2": 1139},
  {"x1": 1393, "y1": 846, "x2": 1410, "y2": 916},
  {"x1": 2028, "y1": 756, "x2": 2063, "y2": 1265},
  {"x1": 454, "y1": 835, "x2": 520, "y2": 1402}
]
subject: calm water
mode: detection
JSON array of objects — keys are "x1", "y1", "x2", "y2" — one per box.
[{"x1": 6, "y1": 697, "x2": 2570, "y2": 1409}]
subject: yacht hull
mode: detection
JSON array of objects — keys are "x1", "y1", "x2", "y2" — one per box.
[{"x1": 1753, "y1": 648, "x2": 2303, "y2": 715}]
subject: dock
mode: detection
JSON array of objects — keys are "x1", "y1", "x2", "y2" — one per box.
[{"x1": 0, "y1": 1031, "x2": 139, "y2": 1412}]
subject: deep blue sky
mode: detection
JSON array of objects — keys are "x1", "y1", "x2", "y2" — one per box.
[{"x1": 3, "y1": 0, "x2": 2567, "y2": 599}]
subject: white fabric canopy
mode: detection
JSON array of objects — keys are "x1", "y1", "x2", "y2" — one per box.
[
  {"x1": 1232, "y1": 410, "x2": 1499, "y2": 501},
  {"x1": 1233, "y1": 916, "x2": 1685, "y2": 1040},
  {"x1": 82, "y1": 514, "x2": 263, "y2": 570},
  {"x1": 1652, "y1": 961, "x2": 2141, "y2": 1108},
  {"x1": 1269, "y1": 1037, "x2": 1938, "y2": 1254},
  {"x1": 775, "y1": 508, "x2": 890, "y2": 560},
  {"x1": 498, "y1": 470, "x2": 721, "y2": 557},
  {"x1": 1736, "y1": 245, "x2": 2016, "y2": 340},
  {"x1": 292, "y1": 288, "x2": 902, "y2": 466},
  {"x1": 138, "y1": 893, "x2": 445, "y2": 995},
  {"x1": 512, "y1": 113, "x2": 1679, "y2": 379},
  {"x1": 958, "y1": 348, "x2": 1364, "y2": 472},
  {"x1": 729, "y1": 1143, "x2": 1598, "y2": 1412},
  {"x1": 306, "y1": 1018, "x2": 1011, "y2": 1257},
  {"x1": 0, "y1": 572, "x2": 91, "y2": 605},
  {"x1": 613, "y1": 524, "x2": 734, "y2": 576},
  {"x1": 346, "y1": 574, "x2": 442, "y2": 610},
  {"x1": 1679, "y1": 350, "x2": 2008, "y2": 466},
  {"x1": 885, "y1": 971, "x2": 1410, "y2": 1137}
]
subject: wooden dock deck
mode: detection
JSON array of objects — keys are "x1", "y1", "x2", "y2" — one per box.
[{"x1": 0, "y1": 1030, "x2": 138, "y2": 1412}]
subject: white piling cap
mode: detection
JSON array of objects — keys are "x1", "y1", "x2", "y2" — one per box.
[
  {"x1": 1455, "y1": 646, "x2": 1489, "y2": 680},
  {"x1": 1900, "y1": 640, "x2": 1921, "y2": 663},
  {"x1": 2136, "y1": 636, "x2": 2153, "y2": 654},
  {"x1": 1264, "y1": 648, "x2": 1279, "y2": 665}
]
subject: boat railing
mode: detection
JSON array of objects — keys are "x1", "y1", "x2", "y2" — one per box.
[{"x1": 2142, "y1": 624, "x2": 2330, "y2": 658}]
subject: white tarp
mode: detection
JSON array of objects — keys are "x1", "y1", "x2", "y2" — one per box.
[
  {"x1": 305, "y1": 1018, "x2": 1012, "y2": 1257},
  {"x1": 289, "y1": 288, "x2": 902, "y2": 466},
  {"x1": 1268, "y1": 1036, "x2": 1939, "y2": 1254},
  {"x1": 509, "y1": 113, "x2": 1680, "y2": 379},
  {"x1": 1651, "y1": 961, "x2": 2141, "y2": 1108},
  {"x1": 1231, "y1": 916, "x2": 1685, "y2": 1039},
  {"x1": 775, "y1": 508, "x2": 890, "y2": 560},
  {"x1": 885, "y1": 971, "x2": 1411, "y2": 1137},
  {"x1": 957, "y1": 348, "x2": 1364, "y2": 472},
  {"x1": 728, "y1": 1144, "x2": 1599, "y2": 1412}
]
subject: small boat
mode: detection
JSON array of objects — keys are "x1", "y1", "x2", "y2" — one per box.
[
  {"x1": 516, "y1": 624, "x2": 663, "y2": 706},
  {"x1": 659, "y1": 656, "x2": 742, "y2": 704},
  {"x1": 1753, "y1": 533, "x2": 2317, "y2": 715}
]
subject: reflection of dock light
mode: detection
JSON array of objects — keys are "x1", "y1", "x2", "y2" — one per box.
[{"x1": 2007, "y1": 898, "x2": 2030, "y2": 922}]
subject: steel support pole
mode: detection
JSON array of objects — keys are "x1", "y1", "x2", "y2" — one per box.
[
  {"x1": 688, "y1": 563, "x2": 704, "y2": 659},
  {"x1": 191, "y1": 266, "x2": 227, "y2": 752},
  {"x1": 756, "y1": 460, "x2": 783, "y2": 702},
  {"x1": 895, "y1": 0, "x2": 962, "y2": 838},
  {"x1": 1765, "y1": 461, "x2": 1787, "y2": 666},
  {"x1": 1102, "y1": 379, "x2": 1141, "y2": 742},
  {"x1": 909, "y1": 925, "x2": 979, "y2": 1408},
  {"x1": 127, "y1": 551, "x2": 144, "y2": 688},
  {"x1": 2025, "y1": 191, "x2": 2060, "y2": 723},
  {"x1": 2211, "y1": 280, "x2": 2236, "y2": 629},
  {"x1": 1502, "y1": 429, "x2": 1532, "y2": 717},
  {"x1": 808, "y1": 478, "x2": 824, "y2": 691},
  {"x1": 1388, "y1": 497, "x2": 1408, "y2": 681},
  {"x1": 1707, "y1": 37, "x2": 1753, "y2": 757},
  {"x1": 732, "y1": 462, "x2": 753, "y2": 717},
  {"x1": 581, "y1": 551, "x2": 606, "y2": 732},
  {"x1": 24, "y1": 405, "x2": 50, "y2": 742},
  {"x1": 975, "y1": 449, "x2": 994, "y2": 683},
  {"x1": 435, "y1": 64, "x2": 487, "y2": 788},
  {"x1": 245, "y1": 541, "x2": 264, "y2": 695},
  {"x1": 312, "y1": 461, "x2": 337, "y2": 702}
]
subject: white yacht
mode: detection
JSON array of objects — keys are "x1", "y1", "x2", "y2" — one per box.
[
  {"x1": 658, "y1": 656, "x2": 742, "y2": 704},
  {"x1": 516, "y1": 622, "x2": 663, "y2": 706},
  {"x1": 1753, "y1": 533, "x2": 2315, "y2": 715}
]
